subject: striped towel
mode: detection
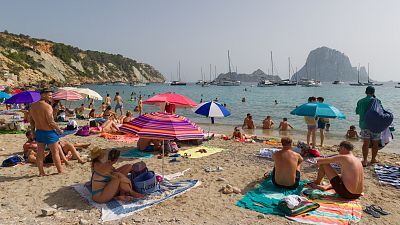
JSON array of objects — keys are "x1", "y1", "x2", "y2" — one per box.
[
  {"x1": 374, "y1": 164, "x2": 400, "y2": 188},
  {"x1": 288, "y1": 189, "x2": 362, "y2": 225}
]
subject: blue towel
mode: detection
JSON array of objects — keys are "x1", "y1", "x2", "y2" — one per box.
[
  {"x1": 120, "y1": 148, "x2": 153, "y2": 159},
  {"x1": 59, "y1": 129, "x2": 77, "y2": 138}
]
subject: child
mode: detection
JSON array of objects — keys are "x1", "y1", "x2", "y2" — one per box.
[
  {"x1": 346, "y1": 125, "x2": 359, "y2": 139},
  {"x1": 278, "y1": 118, "x2": 294, "y2": 131}
]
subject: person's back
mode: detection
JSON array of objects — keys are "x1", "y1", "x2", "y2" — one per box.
[
  {"x1": 263, "y1": 117, "x2": 274, "y2": 129},
  {"x1": 30, "y1": 100, "x2": 54, "y2": 131},
  {"x1": 338, "y1": 153, "x2": 364, "y2": 194},
  {"x1": 272, "y1": 137, "x2": 302, "y2": 189}
]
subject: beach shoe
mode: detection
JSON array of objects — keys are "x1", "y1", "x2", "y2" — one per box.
[
  {"x1": 364, "y1": 206, "x2": 380, "y2": 218},
  {"x1": 370, "y1": 205, "x2": 390, "y2": 215}
]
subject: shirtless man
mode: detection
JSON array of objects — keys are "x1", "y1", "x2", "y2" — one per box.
[
  {"x1": 114, "y1": 92, "x2": 124, "y2": 116},
  {"x1": 242, "y1": 113, "x2": 250, "y2": 129},
  {"x1": 105, "y1": 94, "x2": 112, "y2": 106},
  {"x1": 138, "y1": 95, "x2": 143, "y2": 115},
  {"x1": 271, "y1": 137, "x2": 303, "y2": 189},
  {"x1": 243, "y1": 114, "x2": 256, "y2": 129},
  {"x1": 311, "y1": 141, "x2": 363, "y2": 199},
  {"x1": 262, "y1": 116, "x2": 274, "y2": 129},
  {"x1": 278, "y1": 118, "x2": 294, "y2": 131},
  {"x1": 29, "y1": 89, "x2": 64, "y2": 176},
  {"x1": 137, "y1": 138, "x2": 162, "y2": 151}
]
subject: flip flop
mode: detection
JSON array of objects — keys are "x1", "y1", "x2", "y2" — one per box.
[
  {"x1": 370, "y1": 205, "x2": 390, "y2": 215},
  {"x1": 364, "y1": 206, "x2": 380, "y2": 218}
]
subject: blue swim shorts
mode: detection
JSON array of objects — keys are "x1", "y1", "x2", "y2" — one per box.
[
  {"x1": 35, "y1": 130, "x2": 59, "y2": 145},
  {"x1": 317, "y1": 120, "x2": 326, "y2": 129}
]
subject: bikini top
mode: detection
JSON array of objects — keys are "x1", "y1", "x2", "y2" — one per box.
[{"x1": 91, "y1": 170, "x2": 113, "y2": 195}]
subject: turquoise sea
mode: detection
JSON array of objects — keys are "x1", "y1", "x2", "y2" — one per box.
[{"x1": 80, "y1": 83, "x2": 399, "y2": 152}]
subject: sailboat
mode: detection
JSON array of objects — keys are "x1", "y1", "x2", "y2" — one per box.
[
  {"x1": 218, "y1": 50, "x2": 240, "y2": 86},
  {"x1": 363, "y1": 63, "x2": 383, "y2": 86},
  {"x1": 349, "y1": 64, "x2": 364, "y2": 86},
  {"x1": 332, "y1": 63, "x2": 344, "y2": 84},
  {"x1": 258, "y1": 51, "x2": 276, "y2": 87},
  {"x1": 278, "y1": 57, "x2": 297, "y2": 86},
  {"x1": 171, "y1": 61, "x2": 187, "y2": 86}
]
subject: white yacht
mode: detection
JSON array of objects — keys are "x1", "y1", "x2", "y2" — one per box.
[{"x1": 257, "y1": 80, "x2": 275, "y2": 87}]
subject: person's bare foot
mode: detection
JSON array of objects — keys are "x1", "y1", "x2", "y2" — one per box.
[
  {"x1": 362, "y1": 160, "x2": 368, "y2": 167},
  {"x1": 370, "y1": 160, "x2": 379, "y2": 164},
  {"x1": 78, "y1": 159, "x2": 86, "y2": 164},
  {"x1": 38, "y1": 173, "x2": 48, "y2": 177},
  {"x1": 115, "y1": 195, "x2": 134, "y2": 202},
  {"x1": 131, "y1": 191, "x2": 145, "y2": 199}
]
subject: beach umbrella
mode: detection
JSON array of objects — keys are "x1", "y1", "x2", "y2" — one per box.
[
  {"x1": 0, "y1": 92, "x2": 11, "y2": 100},
  {"x1": 194, "y1": 101, "x2": 231, "y2": 118},
  {"x1": 143, "y1": 92, "x2": 197, "y2": 108},
  {"x1": 59, "y1": 87, "x2": 102, "y2": 100},
  {"x1": 290, "y1": 102, "x2": 346, "y2": 119},
  {"x1": 0, "y1": 86, "x2": 5, "y2": 91},
  {"x1": 52, "y1": 90, "x2": 84, "y2": 101},
  {"x1": 11, "y1": 89, "x2": 23, "y2": 94},
  {"x1": 120, "y1": 112, "x2": 204, "y2": 177},
  {"x1": 4, "y1": 91, "x2": 40, "y2": 104}
]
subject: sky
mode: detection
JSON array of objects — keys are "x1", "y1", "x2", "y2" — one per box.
[{"x1": 1, "y1": 0, "x2": 399, "y2": 82}]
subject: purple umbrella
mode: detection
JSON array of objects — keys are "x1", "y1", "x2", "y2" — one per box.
[{"x1": 4, "y1": 91, "x2": 41, "y2": 104}]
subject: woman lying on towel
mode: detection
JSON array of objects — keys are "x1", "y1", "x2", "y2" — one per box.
[
  {"x1": 221, "y1": 127, "x2": 255, "y2": 143},
  {"x1": 90, "y1": 147, "x2": 144, "y2": 203}
]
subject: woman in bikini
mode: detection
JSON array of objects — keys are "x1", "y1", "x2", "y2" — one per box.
[{"x1": 90, "y1": 147, "x2": 144, "y2": 203}]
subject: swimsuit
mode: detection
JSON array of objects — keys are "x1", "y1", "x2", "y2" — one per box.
[
  {"x1": 330, "y1": 176, "x2": 361, "y2": 199},
  {"x1": 115, "y1": 103, "x2": 123, "y2": 111},
  {"x1": 271, "y1": 167, "x2": 300, "y2": 190},
  {"x1": 91, "y1": 171, "x2": 113, "y2": 196},
  {"x1": 35, "y1": 130, "x2": 59, "y2": 145}
]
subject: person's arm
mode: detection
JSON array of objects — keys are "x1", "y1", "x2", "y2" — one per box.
[
  {"x1": 278, "y1": 122, "x2": 282, "y2": 129},
  {"x1": 317, "y1": 155, "x2": 342, "y2": 165},
  {"x1": 45, "y1": 107, "x2": 61, "y2": 132},
  {"x1": 29, "y1": 111, "x2": 35, "y2": 134},
  {"x1": 289, "y1": 123, "x2": 294, "y2": 129},
  {"x1": 355, "y1": 100, "x2": 360, "y2": 115},
  {"x1": 298, "y1": 155, "x2": 303, "y2": 164},
  {"x1": 355, "y1": 132, "x2": 359, "y2": 138},
  {"x1": 346, "y1": 131, "x2": 350, "y2": 137}
]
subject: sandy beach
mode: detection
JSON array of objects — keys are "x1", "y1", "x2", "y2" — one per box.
[{"x1": 0, "y1": 126, "x2": 399, "y2": 225}]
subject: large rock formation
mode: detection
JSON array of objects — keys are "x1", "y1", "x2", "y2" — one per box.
[
  {"x1": 0, "y1": 32, "x2": 165, "y2": 87},
  {"x1": 291, "y1": 47, "x2": 369, "y2": 82},
  {"x1": 216, "y1": 69, "x2": 281, "y2": 82}
]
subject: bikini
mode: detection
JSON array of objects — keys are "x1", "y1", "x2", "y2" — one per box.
[{"x1": 91, "y1": 171, "x2": 113, "y2": 195}]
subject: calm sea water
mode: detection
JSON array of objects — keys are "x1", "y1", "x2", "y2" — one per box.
[{"x1": 79, "y1": 83, "x2": 399, "y2": 152}]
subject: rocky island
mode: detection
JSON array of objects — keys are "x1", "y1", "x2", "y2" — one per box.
[{"x1": 215, "y1": 69, "x2": 281, "y2": 83}]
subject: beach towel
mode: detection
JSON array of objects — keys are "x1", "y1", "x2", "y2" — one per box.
[
  {"x1": 0, "y1": 130, "x2": 26, "y2": 135},
  {"x1": 255, "y1": 148, "x2": 279, "y2": 158},
  {"x1": 374, "y1": 164, "x2": 400, "y2": 189},
  {"x1": 73, "y1": 178, "x2": 200, "y2": 222},
  {"x1": 288, "y1": 189, "x2": 362, "y2": 225},
  {"x1": 100, "y1": 132, "x2": 139, "y2": 144},
  {"x1": 178, "y1": 146, "x2": 226, "y2": 159},
  {"x1": 236, "y1": 175, "x2": 308, "y2": 216},
  {"x1": 120, "y1": 148, "x2": 153, "y2": 159},
  {"x1": 58, "y1": 129, "x2": 77, "y2": 138}
]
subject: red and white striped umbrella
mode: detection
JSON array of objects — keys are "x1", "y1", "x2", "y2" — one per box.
[{"x1": 52, "y1": 90, "x2": 84, "y2": 101}]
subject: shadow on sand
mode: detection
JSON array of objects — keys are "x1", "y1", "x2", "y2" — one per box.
[{"x1": 43, "y1": 186, "x2": 92, "y2": 211}]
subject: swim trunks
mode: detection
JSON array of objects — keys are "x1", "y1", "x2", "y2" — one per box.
[
  {"x1": 271, "y1": 167, "x2": 300, "y2": 190},
  {"x1": 115, "y1": 103, "x2": 123, "y2": 111},
  {"x1": 307, "y1": 125, "x2": 317, "y2": 130},
  {"x1": 360, "y1": 129, "x2": 380, "y2": 141},
  {"x1": 35, "y1": 130, "x2": 59, "y2": 145},
  {"x1": 330, "y1": 176, "x2": 361, "y2": 199},
  {"x1": 317, "y1": 120, "x2": 326, "y2": 129}
]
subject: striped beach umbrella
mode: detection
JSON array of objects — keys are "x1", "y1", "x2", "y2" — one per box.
[
  {"x1": 120, "y1": 112, "x2": 204, "y2": 140},
  {"x1": 143, "y1": 92, "x2": 197, "y2": 108},
  {"x1": 194, "y1": 101, "x2": 231, "y2": 118},
  {"x1": 52, "y1": 90, "x2": 84, "y2": 101}
]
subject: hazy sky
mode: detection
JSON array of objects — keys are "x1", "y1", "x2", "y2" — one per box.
[{"x1": 1, "y1": 0, "x2": 399, "y2": 81}]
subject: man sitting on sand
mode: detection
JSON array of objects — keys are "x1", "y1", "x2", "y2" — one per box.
[
  {"x1": 310, "y1": 141, "x2": 363, "y2": 199},
  {"x1": 137, "y1": 138, "x2": 162, "y2": 151},
  {"x1": 262, "y1": 116, "x2": 274, "y2": 129},
  {"x1": 271, "y1": 137, "x2": 303, "y2": 189}
]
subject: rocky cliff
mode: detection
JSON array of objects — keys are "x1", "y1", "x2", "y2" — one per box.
[
  {"x1": 291, "y1": 47, "x2": 369, "y2": 82},
  {"x1": 0, "y1": 32, "x2": 165, "y2": 87},
  {"x1": 216, "y1": 69, "x2": 281, "y2": 82}
]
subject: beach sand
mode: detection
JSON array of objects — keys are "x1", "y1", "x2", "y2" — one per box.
[{"x1": 0, "y1": 130, "x2": 399, "y2": 224}]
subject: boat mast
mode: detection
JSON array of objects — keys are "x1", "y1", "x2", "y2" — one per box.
[
  {"x1": 201, "y1": 67, "x2": 204, "y2": 82},
  {"x1": 357, "y1": 63, "x2": 360, "y2": 83},
  {"x1": 209, "y1": 64, "x2": 212, "y2": 82},
  {"x1": 178, "y1": 61, "x2": 181, "y2": 81},
  {"x1": 367, "y1": 63, "x2": 370, "y2": 83},
  {"x1": 214, "y1": 65, "x2": 217, "y2": 80},
  {"x1": 228, "y1": 50, "x2": 232, "y2": 76},
  {"x1": 270, "y1": 51, "x2": 274, "y2": 76},
  {"x1": 288, "y1": 57, "x2": 291, "y2": 80}
]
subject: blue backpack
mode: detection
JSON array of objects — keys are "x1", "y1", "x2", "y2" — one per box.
[
  {"x1": 365, "y1": 98, "x2": 394, "y2": 133},
  {"x1": 1, "y1": 155, "x2": 24, "y2": 167}
]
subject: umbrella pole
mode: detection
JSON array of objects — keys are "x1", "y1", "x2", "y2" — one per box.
[{"x1": 162, "y1": 140, "x2": 164, "y2": 178}]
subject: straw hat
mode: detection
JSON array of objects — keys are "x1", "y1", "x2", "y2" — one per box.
[{"x1": 90, "y1": 147, "x2": 107, "y2": 162}]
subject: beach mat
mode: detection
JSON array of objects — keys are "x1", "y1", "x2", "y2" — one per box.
[
  {"x1": 236, "y1": 175, "x2": 308, "y2": 216},
  {"x1": 73, "y1": 178, "x2": 200, "y2": 222},
  {"x1": 59, "y1": 129, "x2": 77, "y2": 138},
  {"x1": 178, "y1": 146, "x2": 226, "y2": 159},
  {"x1": 374, "y1": 164, "x2": 400, "y2": 189},
  {"x1": 100, "y1": 133, "x2": 139, "y2": 144},
  {"x1": 0, "y1": 130, "x2": 26, "y2": 135},
  {"x1": 120, "y1": 148, "x2": 153, "y2": 159},
  {"x1": 255, "y1": 148, "x2": 279, "y2": 158},
  {"x1": 287, "y1": 189, "x2": 362, "y2": 225}
]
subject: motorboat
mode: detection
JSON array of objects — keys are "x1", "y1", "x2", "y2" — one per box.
[
  {"x1": 257, "y1": 80, "x2": 275, "y2": 87},
  {"x1": 170, "y1": 81, "x2": 187, "y2": 86},
  {"x1": 332, "y1": 80, "x2": 344, "y2": 85},
  {"x1": 277, "y1": 79, "x2": 297, "y2": 86},
  {"x1": 217, "y1": 79, "x2": 240, "y2": 86}
]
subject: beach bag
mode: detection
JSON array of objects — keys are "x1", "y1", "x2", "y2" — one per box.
[
  {"x1": 1, "y1": 155, "x2": 24, "y2": 167},
  {"x1": 365, "y1": 98, "x2": 393, "y2": 133},
  {"x1": 278, "y1": 200, "x2": 319, "y2": 216},
  {"x1": 132, "y1": 170, "x2": 160, "y2": 194},
  {"x1": 66, "y1": 119, "x2": 78, "y2": 130},
  {"x1": 76, "y1": 125, "x2": 90, "y2": 136},
  {"x1": 131, "y1": 161, "x2": 148, "y2": 178}
]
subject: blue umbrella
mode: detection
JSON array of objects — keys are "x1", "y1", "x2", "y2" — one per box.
[
  {"x1": 290, "y1": 102, "x2": 346, "y2": 119},
  {"x1": 4, "y1": 91, "x2": 41, "y2": 104},
  {"x1": 0, "y1": 92, "x2": 11, "y2": 99},
  {"x1": 194, "y1": 101, "x2": 231, "y2": 118}
]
